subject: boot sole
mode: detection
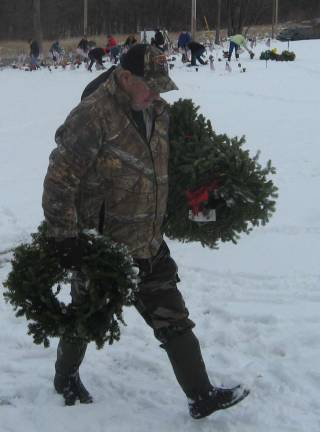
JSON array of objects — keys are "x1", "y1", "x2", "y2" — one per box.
[
  {"x1": 191, "y1": 387, "x2": 250, "y2": 419},
  {"x1": 55, "y1": 387, "x2": 93, "y2": 405},
  {"x1": 218, "y1": 388, "x2": 250, "y2": 410}
]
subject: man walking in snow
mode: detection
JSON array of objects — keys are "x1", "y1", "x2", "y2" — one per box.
[
  {"x1": 42, "y1": 43, "x2": 249, "y2": 418},
  {"x1": 228, "y1": 34, "x2": 254, "y2": 61}
]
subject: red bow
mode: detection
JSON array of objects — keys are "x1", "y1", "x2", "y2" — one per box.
[{"x1": 186, "y1": 180, "x2": 219, "y2": 215}]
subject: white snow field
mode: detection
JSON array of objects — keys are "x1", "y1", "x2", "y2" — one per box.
[{"x1": 0, "y1": 39, "x2": 320, "y2": 432}]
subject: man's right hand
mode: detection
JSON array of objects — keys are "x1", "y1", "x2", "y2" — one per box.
[{"x1": 49, "y1": 237, "x2": 82, "y2": 270}]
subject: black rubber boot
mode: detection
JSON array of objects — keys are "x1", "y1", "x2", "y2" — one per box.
[
  {"x1": 161, "y1": 329, "x2": 213, "y2": 400},
  {"x1": 189, "y1": 385, "x2": 250, "y2": 419},
  {"x1": 54, "y1": 337, "x2": 93, "y2": 405},
  {"x1": 54, "y1": 371, "x2": 93, "y2": 406},
  {"x1": 162, "y1": 329, "x2": 249, "y2": 418}
]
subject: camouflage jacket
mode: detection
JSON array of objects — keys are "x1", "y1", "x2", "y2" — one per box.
[{"x1": 42, "y1": 69, "x2": 170, "y2": 259}]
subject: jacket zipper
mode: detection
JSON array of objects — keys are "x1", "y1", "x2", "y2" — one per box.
[
  {"x1": 129, "y1": 110, "x2": 158, "y2": 255},
  {"x1": 146, "y1": 119, "x2": 157, "y2": 255}
]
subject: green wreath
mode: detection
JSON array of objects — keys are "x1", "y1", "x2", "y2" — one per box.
[
  {"x1": 260, "y1": 50, "x2": 296, "y2": 61},
  {"x1": 164, "y1": 99, "x2": 278, "y2": 248},
  {"x1": 3, "y1": 223, "x2": 139, "y2": 349}
]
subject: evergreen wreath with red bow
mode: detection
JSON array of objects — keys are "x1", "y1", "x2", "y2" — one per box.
[{"x1": 164, "y1": 99, "x2": 278, "y2": 248}]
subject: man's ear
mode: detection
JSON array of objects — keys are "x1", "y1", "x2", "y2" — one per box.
[{"x1": 119, "y1": 70, "x2": 133, "y2": 91}]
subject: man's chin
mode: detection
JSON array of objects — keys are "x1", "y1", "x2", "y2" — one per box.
[
  {"x1": 131, "y1": 101, "x2": 153, "y2": 111},
  {"x1": 131, "y1": 105, "x2": 143, "y2": 111}
]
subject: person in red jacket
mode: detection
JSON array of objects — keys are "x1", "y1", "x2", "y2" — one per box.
[
  {"x1": 106, "y1": 34, "x2": 120, "y2": 64},
  {"x1": 106, "y1": 34, "x2": 117, "y2": 50}
]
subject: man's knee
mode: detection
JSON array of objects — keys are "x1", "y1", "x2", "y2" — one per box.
[{"x1": 154, "y1": 321, "x2": 195, "y2": 346}]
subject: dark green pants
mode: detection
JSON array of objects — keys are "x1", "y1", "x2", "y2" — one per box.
[{"x1": 56, "y1": 242, "x2": 212, "y2": 399}]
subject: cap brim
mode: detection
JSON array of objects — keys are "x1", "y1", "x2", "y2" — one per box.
[{"x1": 146, "y1": 75, "x2": 178, "y2": 93}]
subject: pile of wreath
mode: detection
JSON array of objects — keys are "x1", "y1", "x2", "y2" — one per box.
[
  {"x1": 260, "y1": 50, "x2": 296, "y2": 61},
  {"x1": 3, "y1": 223, "x2": 139, "y2": 349},
  {"x1": 163, "y1": 99, "x2": 278, "y2": 248}
]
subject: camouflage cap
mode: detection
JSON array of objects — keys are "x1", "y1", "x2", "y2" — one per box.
[
  {"x1": 143, "y1": 45, "x2": 178, "y2": 93},
  {"x1": 120, "y1": 44, "x2": 178, "y2": 93}
]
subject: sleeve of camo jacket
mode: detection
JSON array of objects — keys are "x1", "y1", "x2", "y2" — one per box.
[{"x1": 42, "y1": 104, "x2": 103, "y2": 239}]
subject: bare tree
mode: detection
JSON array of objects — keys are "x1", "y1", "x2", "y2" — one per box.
[
  {"x1": 244, "y1": 0, "x2": 271, "y2": 36},
  {"x1": 32, "y1": 0, "x2": 43, "y2": 51},
  {"x1": 227, "y1": 0, "x2": 233, "y2": 35},
  {"x1": 191, "y1": 0, "x2": 197, "y2": 39},
  {"x1": 84, "y1": 0, "x2": 88, "y2": 35},
  {"x1": 226, "y1": 0, "x2": 247, "y2": 35},
  {"x1": 227, "y1": 0, "x2": 272, "y2": 36},
  {"x1": 237, "y1": 0, "x2": 251, "y2": 34},
  {"x1": 0, "y1": 0, "x2": 318, "y2": 42},
  {"x1": 215, "y1": 0, "x2": 221, "y2": 44}
]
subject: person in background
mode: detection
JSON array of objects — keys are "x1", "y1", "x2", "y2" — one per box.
[
  {"x1": 124, "y1": 34, "x2": 137, "y2": 49},
  {"x1": 29, "y1": 39, "x2": 40, "y2": 70},
  {"x1": 249, "y1": 35, "x2": 257, "y2": 49},
  {"x1": 87, "y1": 47, "x2": 107, "y2": 71},
  {"x1": 49, "y1": 40, "x2": 64, "y2": 64},
  {"x1": 228, "y1": 34, "x2": 254, "y2": 61},
  {"x1": 77, "y1": 35, "x2": 89, "y2": 62},
  {"x1": 106, "y1": 34, "x2": 120, "y2": 63},
  {"x1": 187, "y1": 41, "x2": 208, "y2": 66},
  {"x1": 154, "y1": 28, "x2": 165, "y2": 50},
  {"x1": 78, "y1": 35, "x2": 89, "y2": 53},
  {"x1": 178, "y1": 30, "x2": 191, "y2": 62},
  {"x1": 178, "y1": 31, "x2": 191, "y2": 52},
  {"x1": 106, "y1": 34, "x2": 117, "y2": 50}
]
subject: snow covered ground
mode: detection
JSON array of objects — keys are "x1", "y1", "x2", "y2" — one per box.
[{"x1": 0, "y1": 39, "x2": 320, "y2": 432}]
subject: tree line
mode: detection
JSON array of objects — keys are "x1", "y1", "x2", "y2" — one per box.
[{"x1": 0, "y1": 0, "x2": 319, "y2": 40}]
